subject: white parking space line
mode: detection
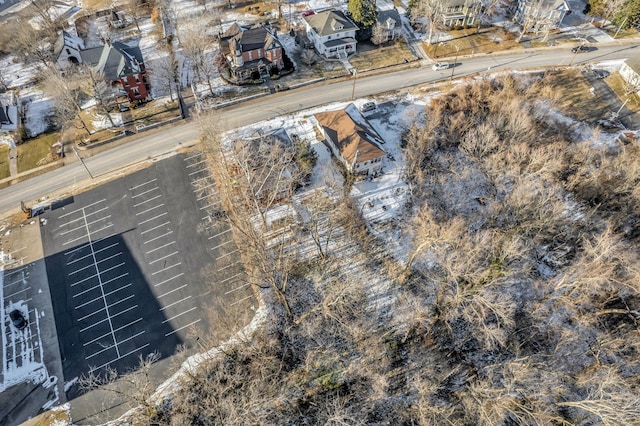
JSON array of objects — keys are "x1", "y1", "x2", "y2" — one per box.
[
  {"x1": 59, "y1": 215, "x2": 111, "y2": 236},
  {"x1": 220, "y1": 273, "x2": 243, "y2": 284},
  {"x1": 66, "y1": 244, "x2": 120, "y2": 265},
  {"x1": 2, "y1": 266, "x2": 27, "y2": 279},
  {"x1": 154, "y1": 273, "x2": 184, "y2": 287},
  {"x1": 133, "y1": 194, "x2": 162, "y2": 207},
  {"x1": 157, "y1": 284, "x2": 188, "y2": 298},
  {"x1": 63, "y1": 237, "x2": 108, "y2": 257},
  {"x1": 192, "y1": 175, "x2": 211, "y2": 184},
  {"x1": 130, "y1": 187, "x2": 159, "y2": 199},
  {"x1": 152, "y1": 263, "x2": 182, "y2": 275},
  {"x1": 165, "y1": 319, "x2": 201, "y2": 337},
  {"x1": 139, "y1": 212, "x2": 168, "y2": 225},
  {"x1": 144, "y1": 231, "x2": 173, "y2": 245},
  {"x1": 186, "y1": 159, "x2": 207, "y2": 168},
  {"x1": 208, "y1": 229, "x2": 231, "y2": 240},
  {"x1": 184, "y1": 152, "x2": 202, "y2": 161},
  {"x1": 159, "y1": 296, "x2": 192, "y2": 311},
  {"x1": 162, "y1": 307, "x2": 197, "y2": 324},
  {"x1": 136, "y1": 203, "x2": 165, "y2": 216},
  {"x1": 146, "y1": 241, "x2": 176, "y2": 254},
  {"x1": 79, "y1": 305, "x2": 137, "y2": 333},
  {"x1": 100, "y1": 273, "x2": 129, "y2": 286},
  {"x1": 188, "y1": 168, "x2": 208, "y2": 177},
  {"x1": 195, "y1": 182, "x2": 217, "y2": 192},
  {"x1": 218, "y1": 261, "x2": 240, "y2": 272},
  {"x1": 58, "y1": 199, "x2": 107, "y2": 218},
  {"x1": 231, "y1": 294, "x2": 254, "y2": 306},
  {"x1": 149, "y1": 251, "x2": 179, "y2": 265},
  {"x1": 69, "y1": 255, "x2": 123, "y2": 275},
  {"x1": 217, "y1": 249, "x2": 238, "y2": 260},
  {"x1": 130, "y1": 178, "x2": 157, "y2": 190},
  {"x1": 70, "y1": 273, "x2": 98, "y2": 288},
  {"x1": 200, "y1": 202, "x2": 220, "y2": 211},
  {"x1": 4, "y1": 287, "x2": 31, "y2": 300},
  {"x1": 86, "y1": 330, "x2": 145, "y2": 361},
  {"x1": 83, "y1": 318, "x2": 143, "y2": 347},
  {"x1": 62, "y1": 224, "x2": 113, "y2": 246},
  {"x1": 211, "y1": 240, "x2": 232, "y2": 250},
  {"x1": 224, "y1": 282, "x2": 250, "y2": 295},
  {"x1": 77, "y1": 295, "x2": 135, "y2": 322},
  {"x1": 89, "y1": 343, "x2": 150, "y2": 373},
  {"x1": 141, "y1": 221, "x2": 171, "y2": 235},
  {"x1": 75, "y1": 283, "x2": 132, "y2": 309},
  {"x1": 59, "y1": 207, "x2": 109, "y2": 225}
]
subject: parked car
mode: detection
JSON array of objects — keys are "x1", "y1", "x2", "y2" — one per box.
[
  {"x1": 432, "y1": 62, "x2": 449, "y2": 71},
  {"x1": 571, "y1": 45, "x2": 590, "y2": 53},
  {"x1": 360, "y1": 101, "x2": 376, "y2": 112},
  {"x1": 9, "y1": 309, "x2": 28, "y2": 330}
]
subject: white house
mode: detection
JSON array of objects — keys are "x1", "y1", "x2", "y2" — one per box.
[
  {"x1": 53, "y1": 30, "x2": 85, "y2": 69},
  {"x1": 620, "y1": 57, "x2": 640, "y2": 96},
  {"x1": 314, "y1": 104, "x2": 386, "y2": 177},
  {"x1": 513, "y1": 0, "x2": 570, "y2": 33},
  {"x1": 375, "y1": 8, "x2": 403, "y2": 42},
  {"x1": 303, "y1": 9, "x2": 358, "y2": 59}
]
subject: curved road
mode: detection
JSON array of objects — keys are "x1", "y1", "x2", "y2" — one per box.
[{"x1": 1, "y1": 42, "x2": 638, "y2": 217}]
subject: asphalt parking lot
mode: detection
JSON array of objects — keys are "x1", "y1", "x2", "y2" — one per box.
[{"x1": 40, "y1": 152, "x2": 256, "y2": 409}]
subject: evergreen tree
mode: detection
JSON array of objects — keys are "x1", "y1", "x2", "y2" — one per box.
[{"x1": 348, "y1": 0, "x2": 378, "y2": 29}]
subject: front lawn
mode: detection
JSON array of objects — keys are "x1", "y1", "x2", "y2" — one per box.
[
  {"x1": 0, "y1": 144, "x2": 9, "y2": 179},
  {"x1": 350, "y1": 39, "x2": 414, "y2": 71},
  {"x1": 17, "y1": 132, "x2": 61, "y2": 173},
  {"x1": 424, "y1": 27, "x2": 523, "y2": 59}
]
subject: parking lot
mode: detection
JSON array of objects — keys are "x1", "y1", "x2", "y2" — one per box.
[{"x1": 40, "y1": 152, "x2": 256, "y2": 404}]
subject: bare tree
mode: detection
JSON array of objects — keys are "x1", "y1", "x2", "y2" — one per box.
[
  {"x1": 6, "y1": 21, "x2": 53, "y2": 68},
  {"x1": 42, "y1": 67, "x2": 92, "y2": 135},
  {"x1": 301, "y1": 49, "x2": 316, "y2": 66},
  {"x1": 371, "y1": 22, "x2": 388, "y2": 47},
  {"x1": 409, "y1": 0, "x2": 445, "y2": 44},
  {"x1": 180, "y1": 17, "x2": 218, "y2": 95}
]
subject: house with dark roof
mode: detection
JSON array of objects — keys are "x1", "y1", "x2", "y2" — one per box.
[
  {"x1": 620, "y1": 57, "x2": 640, "y2": 96},
  {"x1": 375, "y1": 8, "x2": 403, "y2": 42},
  {"x1": 315, "y1": 104, "x2": 386, "y2": 177},
  {"x1": 303, "y1": 9, "x2": 358, "y2": 59},
  {"x1": 54, "y1": 30, "x2": 85, "y2": 69},
  {"x1": 80, "y1": 41, "x2": 150, "y2": 102},
  {"x1": 220, "y1": 24, "x2": 285, "y2": 82}
]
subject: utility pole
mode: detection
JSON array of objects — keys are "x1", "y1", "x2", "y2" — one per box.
[
  {"x1": 72, "y1": 145, "x2": 94, "y2": 179},
  {"x1": 614, "y1": 15, "x2": 628, "y2": 39},
  {"x1": 449, "y1": 45, "x2": 460, "y2": 81},
  {"x1": 351, "y1": 69, "x2": 357, "y2": 100}
]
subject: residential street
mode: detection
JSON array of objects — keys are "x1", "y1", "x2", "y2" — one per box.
[{"x1": 0, "y1": 41, "x2": 639, "y2": 217}]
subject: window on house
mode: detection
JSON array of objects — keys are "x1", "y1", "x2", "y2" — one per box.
[
  {"x1": 132, "y1": 87, "x2": 140, "y2": 95},
  {"x1": 248, "y1": 51, "x2": 253, "y2": 60},
  {"x1": 66, "y1": 48, "x2": 71, "y2": 54}
]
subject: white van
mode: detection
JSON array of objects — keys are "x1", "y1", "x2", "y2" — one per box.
[{"x1": 432, "y1": 62, "x2": 449, "y2": 71}]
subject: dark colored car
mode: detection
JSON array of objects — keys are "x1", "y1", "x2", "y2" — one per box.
[
  {"x1": 9, "y1": 309, "x2": 28, "y2": 330},
  {"x1": 572, "y1": 45, "x2": 590, "y2": 53}
]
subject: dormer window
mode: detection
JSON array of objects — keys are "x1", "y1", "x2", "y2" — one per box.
[{"x1": 331, "y1": 20, "x2": 343, "y2": 31}]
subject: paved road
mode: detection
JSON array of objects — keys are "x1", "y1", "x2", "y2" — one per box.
[{"x1": 0, "y1": 42, "x2": 638, "y2": 217}]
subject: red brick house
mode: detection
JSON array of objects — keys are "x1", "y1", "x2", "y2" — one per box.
[
  {"x1": 220, "y1": 23, "x2": 285, "y2": 82},
  {"x1": 80, "y1": 41, "x2": 150, "y2": 102}
]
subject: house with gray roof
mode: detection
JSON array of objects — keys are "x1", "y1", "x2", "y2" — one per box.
[
  {"x1": 80, "y1": 41, "x2": 150, "y2": 102},
  {"x1": 303, "y1": 9, "x2": 358, "y2": 59},
  {"x1": 620, "y1": 57, "x2": 640, "y2": 96},
  {"x1": 375, "y1": 8, "x2": 403, "y2": 42},
  {"x1": 220, "y1": 24, "x2": 285, "y2": 83},
  {"x1": 54, "y1": 30, "x2": 85, "y2": 69}
]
